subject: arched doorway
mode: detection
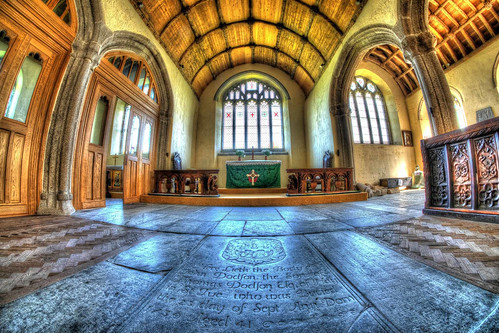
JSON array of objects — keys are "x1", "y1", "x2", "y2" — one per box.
[
  {"x1": 0, "y1": 0, "x2": 76, "y2": 217},
  {"x1": 73, "y1": 52, "x2": 160, "y2": 209}
]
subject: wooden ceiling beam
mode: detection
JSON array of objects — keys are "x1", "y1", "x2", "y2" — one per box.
[
  {"x1": 440, "y1": 8, "x2": 460, "y2": 28},
  {"x1": 430, "y1": 25, "x2": 444, "y2": 40},
  {"x1": 460, "y1": 29, "x2": 476, "y2": 49},
  {"x1": 489, "y1": 6, "x2": 499, "y2": 22},
  {"x1": 452, "y1": 33, "x2": 468, "y2": 56},
  {"x1": 444, "y1": 42, "x2": 459, "y2": 62},
  {"x1": 479, "y1": 14, "x2": 495, "y2": 36},
  {"x1": 176, "y1": 19, "x2": 326, "y2": 65},
  {"x1": 434, "y1": 5, "x2": 493, "y2": 49},
  {"x1": 189, "y1": 45, "x2": 306, "y2": 83},
  {"x1": 436, "y1": 47, "x2": 451, "y2": 66},
  {"x1": 469, "y1": 20, "x2": 486, "y2": 43},
  {"x1": 448, "y1": 1, "x2": 469, "y2": 21},
  {"x1": 461, "y1": 0, "x2": 478, "y2": 13}
]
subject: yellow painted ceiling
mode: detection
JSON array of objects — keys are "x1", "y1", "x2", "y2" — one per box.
[{"x1": 131, "y1": 0, "x2": 363, "y2": 96}]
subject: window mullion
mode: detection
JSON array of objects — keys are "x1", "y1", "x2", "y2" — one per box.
[
  {"x1": 232, "y1": 99, "x2": 236, "y2": 150},
  {"x1": 352, "y1": 90, "x2": 363, "y2": 144},
  {"x1": 244, "y1": 99, "x2": 248, "y2": 150},
  {"x1": 257, "y1": 96, "x2": 261, "y2": 150},
  {"x1": 362, "y1": 92, "x2": 373, "y2": 144},
  {"x1": 269, "y1": 98, "x2": 274, "y2": 149},
  {"x1": 372, "y1": 92, "x2": 384, "y2": 144}
]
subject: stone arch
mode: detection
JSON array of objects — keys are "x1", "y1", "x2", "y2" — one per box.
[
  {"x1": 329, "y1": 25, "x2": 402, "y2": 168},
  {"x1": 99, "y1": 31, "x2": 173, "y2": 170},
  {"x1": 493, "y1": 51, "x2": 499, "y2": 94},
  {"x1": 39, "y1": 1, "x2": 173, "y2": 215},
  {"x1": 398, "y1": 0, "x2": 429, "y2": 37}
]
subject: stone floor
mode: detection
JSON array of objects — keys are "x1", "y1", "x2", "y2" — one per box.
[{"x1": 0, "y1": 190, "x2": 498, "y2": 332}]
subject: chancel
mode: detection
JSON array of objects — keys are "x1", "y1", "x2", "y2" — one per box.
[{"x1": 0, "y1": 0, "x2": 498, "y2": 332}]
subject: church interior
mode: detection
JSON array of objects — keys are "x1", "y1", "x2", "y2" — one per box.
[{"x1": 0, "y1": 0, "x2": 498, "y2": 331}]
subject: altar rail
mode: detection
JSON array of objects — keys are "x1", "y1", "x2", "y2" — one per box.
[
  {"x1": 286, "y1": 168, "x2": 354, "y2": 194},
  {"x1": 421, "y1": 117, "x2": 499, "y2": 221},
  {"x1": 154, "y1": 170, "x2": 219, "y2": 196}
]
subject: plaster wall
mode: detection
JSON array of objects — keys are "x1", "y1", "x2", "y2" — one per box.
[
  {"x1": 304, "y1": 0, "x2": 398, "y2": 168},
  {"x1": 444, "y1": 37, "x2": 499, "y2": 124},
  {"x1": 101, "y1": 0, "x2": 199, "y2": 168},
  {"x1": 194, "y1": 64, "x2": 307, "y2": 188},
  {"x1": 353, "y1": 144, "x2": 416, "y2": 185}
]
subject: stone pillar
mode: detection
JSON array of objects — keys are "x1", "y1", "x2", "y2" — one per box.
[
  {"x1": 38, "y1": 39, "x2": 104, "y2": 215},
  {"x1": 402, "y1": 32, "x2": 459, "y2": 134},
  {"x1": 333, "y1": 112, "x2": 354, "y2": 169},
  {"x1": 156, "y1": 114, "x2": 171, "y2": 170}
]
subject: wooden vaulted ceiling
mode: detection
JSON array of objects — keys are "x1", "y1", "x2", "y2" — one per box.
[
  {"x1": 131, "y1": 0, "x2": 363, "y2": 96},
  {"x1": 365, "y1": 0, "x2": 499, "y2": 96}
]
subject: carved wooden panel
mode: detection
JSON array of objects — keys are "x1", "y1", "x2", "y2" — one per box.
[
  {"x1": 428, "y1": 147, "x2": 449, "y2": 207},
  {"x1": 92, "y1": 152, "x2": 103, "y2": 200},
  {"x1": 9, "y1": 133, "x2": 24, "y2": 203},
  {"x1": 85, "y1": 152, "x2": 94, "y2": 201},
  {"x1": 0, "y1": 130, "x2": 9, "y2": 204},
  {"x1": 474, "y1": 135, "x2": 499, "y2": 210},
  {"x1": 450, "y1": 142, "x2": 472, "y2": 208},
  {"x1": 286, "y1": 168, "x2": 354, "y2": 194},
  {"x1": 422, "y1": 117, "x2": 499, "y2": 218}
]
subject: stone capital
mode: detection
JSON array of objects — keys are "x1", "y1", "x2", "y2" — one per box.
[{"x1": 401, "y1": 31, "x2": 437, "y2": 59}]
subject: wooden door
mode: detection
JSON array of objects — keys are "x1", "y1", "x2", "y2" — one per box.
[
  {"x1": 73, "y1": 82, "x2": 114, "y2": 210},
  {"x1": 123, "y1": 112, "x2": 142, "y2": 204},
  {"x1": 0, "y1": 26, "x2": 56, "y2": 217}
]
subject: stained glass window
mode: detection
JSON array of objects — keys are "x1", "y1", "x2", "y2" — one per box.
[
  {"x1": 349, "y1": 76, "x2": 391, "y2": 144},
  {"x1": 222, "y1": 80, "x2": 284, "y2": 151}
]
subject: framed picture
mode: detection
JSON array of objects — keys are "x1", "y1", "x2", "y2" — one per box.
[{"x1": 402, "y1": 130, "x2": 413, "y2": 147}]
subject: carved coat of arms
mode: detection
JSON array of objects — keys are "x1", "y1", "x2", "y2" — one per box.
[{"x1": 222, "y1": 238, "x2": 286, "y2": 266}]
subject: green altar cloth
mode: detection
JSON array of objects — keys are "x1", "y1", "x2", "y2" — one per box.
[{"x1": 226, "y1": 160, "x2": 281, "y2": 188}]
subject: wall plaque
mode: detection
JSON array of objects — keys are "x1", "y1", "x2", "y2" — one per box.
[{"x1": 476, "y1": 107, "x2": 494, "y2": 123}]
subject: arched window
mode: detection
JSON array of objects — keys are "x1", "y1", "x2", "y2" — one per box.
[
  {"x1": 349, "y1": 77, "x2": 391, "y2": 144},
  {"x1": 453, "y1": 94, "x2": 467, "y2": 129},
  {"x1": 107, "y1": 55, "x2": 159, "y2": 103},
  {"x1": 222, "y1": 80, "x2": 284, "y2": 151}
]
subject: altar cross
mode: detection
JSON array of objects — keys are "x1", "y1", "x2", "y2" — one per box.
[{"x1": 246, "y1": 169, "x2": 259, "y2": 186}]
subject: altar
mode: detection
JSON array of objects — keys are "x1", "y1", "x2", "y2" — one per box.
[{"x1": 226, "y1": 160, "x2": 281, "y2": 188}]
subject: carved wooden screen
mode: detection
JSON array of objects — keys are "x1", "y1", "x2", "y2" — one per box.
[{"x1": 422, "y1": 118, "x2": 499, "y2": 219}]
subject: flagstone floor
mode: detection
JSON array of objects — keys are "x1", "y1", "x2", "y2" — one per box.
[{"x1": 0, "y1": 190, "x2": 498, "y2": 332}]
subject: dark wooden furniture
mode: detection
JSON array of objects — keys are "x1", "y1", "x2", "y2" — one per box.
[
  {"x1": 380, "y1": 177, "x2": 412, "y2": 188},
  {"x1": 154, "y1": 170, "x2": 219, "y2": 196},
  {"x1": 421, "y1": 117, "x2": 499, "y2": 222},
  {"x1": 286, "y1": 168, "x2": 354, "y2": 194}
]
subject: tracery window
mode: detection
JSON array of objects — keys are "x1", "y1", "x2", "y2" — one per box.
[
  {"x1": 349, "y1": 77, "x2": 391, "y2": 144},
  {"x1": 0, "y1": 31, "x2": 10, "y2": 67},
  {"x1": 41, "y1": 0, "x2": 72, "y2": 26},
  {"x1": 107, "y1": 55, "x2": 159, "y2": 103},
  {"x1": 222, "y1": 80, "x2": 284, "y2": 151}
]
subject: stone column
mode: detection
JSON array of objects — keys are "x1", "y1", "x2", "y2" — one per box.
[
  {"x1": 402, "y1": 32, "x2": 459, "y2": 134},
  {"x1": 38, "y1": 39, "x2": 105, "y2": 215},
  {"x1": 332, "y1": 111, "x2": 354, "y2": 169},
  {"x1": 156, "y1": 114, "x2": 171, "y2": 170}
]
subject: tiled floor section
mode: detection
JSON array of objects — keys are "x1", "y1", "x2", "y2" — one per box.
[
  {"x1": 0, "y1": 216, "x2": 153, "y2": 305},
  {"x1": 0, "y1": 190, "x2": 498, "y2": 332},
  {"x1": 358, "y1": 217, "x2": 499, "y2": 293}
]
